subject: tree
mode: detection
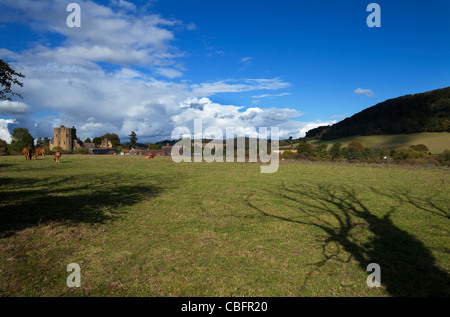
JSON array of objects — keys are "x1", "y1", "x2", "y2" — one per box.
[
  {"x1": 102, "y1": 133, "x2": 121, "y2": 148},
  {"x1": 348, "y1": 141, "x2": 365, "y2": 150},
  {"x1": 92, "y1": 137, "x2": 102, "y2": 147},
  {"x1": 297, "y1": 141, "x2": 313, "y2": 157},
  {"x1": 36, "y1": 137, "x2": 44, "y2": 148},
  {"x1": 0, "y1": 139, "x2": 6, "y2": 156},
  {"x1": 0, "y1": 59, "x2": 25, "y2": 101},
  {"x1": 129, "y1": 131, "x2": 137, "y2": 149},
  {"x1": 43, "y1": 137, "x2": 50, "y2": 146},
  {"x1": 84, "y1": 137, "x2": 92, "y2": 143},
  {"x1": 329, "y1": 142, "x2": 342, "y2": 159},
  {"x1": 314, "y1": 143, "x2": 329, "y2": 160},
  {"x1": 342, "y1": 145, "x2": 368, "y2": 162},
  {"x1": 148, "y1": 143, "x2": 162, "y2": 150},
  {"x1": 10, "y1": 128, "x2": 34, "y2": 153}
]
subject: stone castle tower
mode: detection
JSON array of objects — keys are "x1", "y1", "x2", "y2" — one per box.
[{"x1": 49, "y1": 125, "x2": 82, "y2": 152}]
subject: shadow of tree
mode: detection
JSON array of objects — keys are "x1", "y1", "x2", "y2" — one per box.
[
  {"x1": 0, "y1": 175, "x2": 163, "y2": 238},
  {"x1": 247, "y1": 183, "x2": 449, "y2": 296},
  {"x1": 369, "y1": 187, "x2": 449, "y2": 220}
]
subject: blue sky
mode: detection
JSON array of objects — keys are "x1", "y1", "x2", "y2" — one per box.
[{"x1": 0, "y1": 0, "x2": 449, "y2": 142}]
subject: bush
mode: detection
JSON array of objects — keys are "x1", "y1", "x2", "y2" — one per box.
[
  {"x1": 297, "y1": 142, "x2": 313, "y2": 157},
  {"x1": 75, "y1": 147, "x2": 90, "y2": 154},
  {"x1": 342, "y1": 146, "x2": 368, "y2": 162},
  {"x1": 348, "y1": 141, "x2": 365, "y2": 150},
  {"x1": 392, "y1": 148, "x2": 424, "y2": 161},
  {"x1": 281, "y1": 150, "x2": 304, "y2": 160},
  {"x1": 329, "y1": 143, "x2": 342, "y2": 159},
  {"x1": 409, "y1": 144, "x2": 429, "y2": 152}
]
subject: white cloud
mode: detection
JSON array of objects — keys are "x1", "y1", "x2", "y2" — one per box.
[
  {"x1": 354, "y1": 88, "x2": 375, "y2": 97},
  {"x1": 110, "y1": 0, "x2": 136, "y2": 11},
  {"x1": 0, "y1": 1, "x2": 325, "y2": 143},
  {"x1": 0, "y1": 119, "x2": 15, "y2": 143},
  {"x1": 239, "y1": 57, "x2": 253, "y2": 63},
  {"x1": 0, "y1": 101, "x2": 31, "y2": 116},
  {"x1": 252, "y1": 92, "x2": 291, "y2": 99},
  {"x1": 171, "y1": 97, "x2": 327, "y2": 139},
  {"x1": 191, "y1": 78, "x2": 291, "y2": 96},
  {"x1": 2, "y1": 0, "x2": 184, "y2": 69},
  {"x1": 154, "y1": 68, "x2": 183, "y2": 79}
]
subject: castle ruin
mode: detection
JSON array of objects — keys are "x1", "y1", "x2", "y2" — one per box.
[{"x1": 49, "y1": 125, "x2": 83, "y2": 152}]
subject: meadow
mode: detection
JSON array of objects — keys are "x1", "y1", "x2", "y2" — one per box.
[{"x1": 0, "y1": 155, "x2": 449, "y2": 297}]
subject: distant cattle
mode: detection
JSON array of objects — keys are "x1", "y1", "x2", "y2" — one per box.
[
  {"x1": 54, "y1": 151, "x2": 61, "y2": 163},
  {"x1": 23, "y1": 147, "x2": 32, "y2": 160},
  {"x1": 34, "y1": 147, "x2": 46, "y2": 159},
  {"x1": 145, "y1": 153, "x2": 157, "y2": 159}
]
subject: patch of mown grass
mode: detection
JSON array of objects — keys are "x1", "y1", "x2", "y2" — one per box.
[{"x1": 0, "y1": 155, "x2": 449, "y2": 296}]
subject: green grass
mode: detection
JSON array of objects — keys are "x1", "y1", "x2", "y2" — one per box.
[
  {"x1": 282, "y1": 132, "x2": 450, "y2": 154},
  {"x1": 0, "y1": 155, "x2": 449, "y2": 296}
]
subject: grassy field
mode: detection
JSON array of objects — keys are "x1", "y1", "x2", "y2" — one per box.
[
  {"x1": 0, "y1": 155, "x2": 449, "y2": 297},
  {"x1": 281, "y1": 132, "x2": 450, "y2": 154}
]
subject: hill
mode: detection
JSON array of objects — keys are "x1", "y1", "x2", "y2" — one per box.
[
  {"x1": 308, "y1": 132, "x2": 450, "y2": 154},
  {"x1": 306, "y1": 87, "x2": 450, "y2": 140}
]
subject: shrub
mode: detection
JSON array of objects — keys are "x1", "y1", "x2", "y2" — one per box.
[
  {"x1": 281, "y1": 150, "x2": 304, "y2": 160},
  {"x1": 329, "y1": 143, "x2": 342, "y2": 159},
  {"x1": 409, "y1": 144, "x2": 429, "y2": 152},
  {"x1": 297, "y1": 142, "x2": 313, "y2": 157},
  {"x1": 75, "y1": 147, "x2": 90, "y2": 154},
  {"x1": 392, "y1": 148, "x2": 424, "y2": 161},
  {"x1": 342, "y1": 146, "x2": 368, "y2": 162},
  {"x1": 348, "y1": 141, "x2": 364, "y2": 150}
]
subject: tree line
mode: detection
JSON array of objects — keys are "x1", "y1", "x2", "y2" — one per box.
[{"x1": 282, "y1": 140, "x2": 450, "y2": 166}]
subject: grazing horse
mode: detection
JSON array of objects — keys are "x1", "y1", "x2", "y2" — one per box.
[
  {"x1": 54, "y1": 151, "x2": 61, "y2": 163},
  {"x1": 34, "y1": 147, "x2": 46, "y2": 159},
  {"x1": 145, "y1": 153, "x2": 157, "y2": 159},
  {"x1": 23, "y1": 147, "x2": 32, "y2": 160}
]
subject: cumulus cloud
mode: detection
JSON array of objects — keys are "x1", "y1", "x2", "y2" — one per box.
[
  {"x1": 0, "y1": 119, "x2": 15, "y2": 143},
  {"x1": 1, "y1": 0, "x2": 183, "y2": 69},
  {"x1": 172, "y1": 97, "x2": 328, "y2": 139},
  {"x1": 0, "y1": 101, "x2": 31, "y2": 116},
  {"x1": 0, "y1": 0, "x2": 327, "y2": 143},
  {"x1": 354, "y1": 88, "x2": 375, "y2": 97}
]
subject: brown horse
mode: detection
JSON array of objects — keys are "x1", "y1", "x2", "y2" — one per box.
[
  {"x1": 23, "y1": 147, "x2": 32, "y2": 160},
  {"x1": 54, "y1": 151, "x2": 61, "y2": 163},
  {"x1": 34, "y1": 147, "x2": 46, "y2": 159},
  {"x1": 145, "y1": 153, "x2": 157, "y2": 159}
]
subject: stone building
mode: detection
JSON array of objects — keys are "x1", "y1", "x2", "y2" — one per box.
[
  {"x1": 100, "y1": 138, "x2": 113, "y2": 149},
  {"x1": 49, "y1": 125, "x2": 83, "y2": 152}
]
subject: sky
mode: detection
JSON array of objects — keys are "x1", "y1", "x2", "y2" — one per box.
[{"x1": 0, "y1": 0, "x2": 449, "y2": 143}]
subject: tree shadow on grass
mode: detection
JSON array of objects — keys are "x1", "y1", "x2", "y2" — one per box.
[
  {"x1": 247, "y1": 184, "x2": 449, "y2": 296},
  {"x1": 0, "y1": 175, "x2": 163, "y2": 238},
  {"x1": 369, "y1": 187, "x2": 449, "y2": 220}
]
